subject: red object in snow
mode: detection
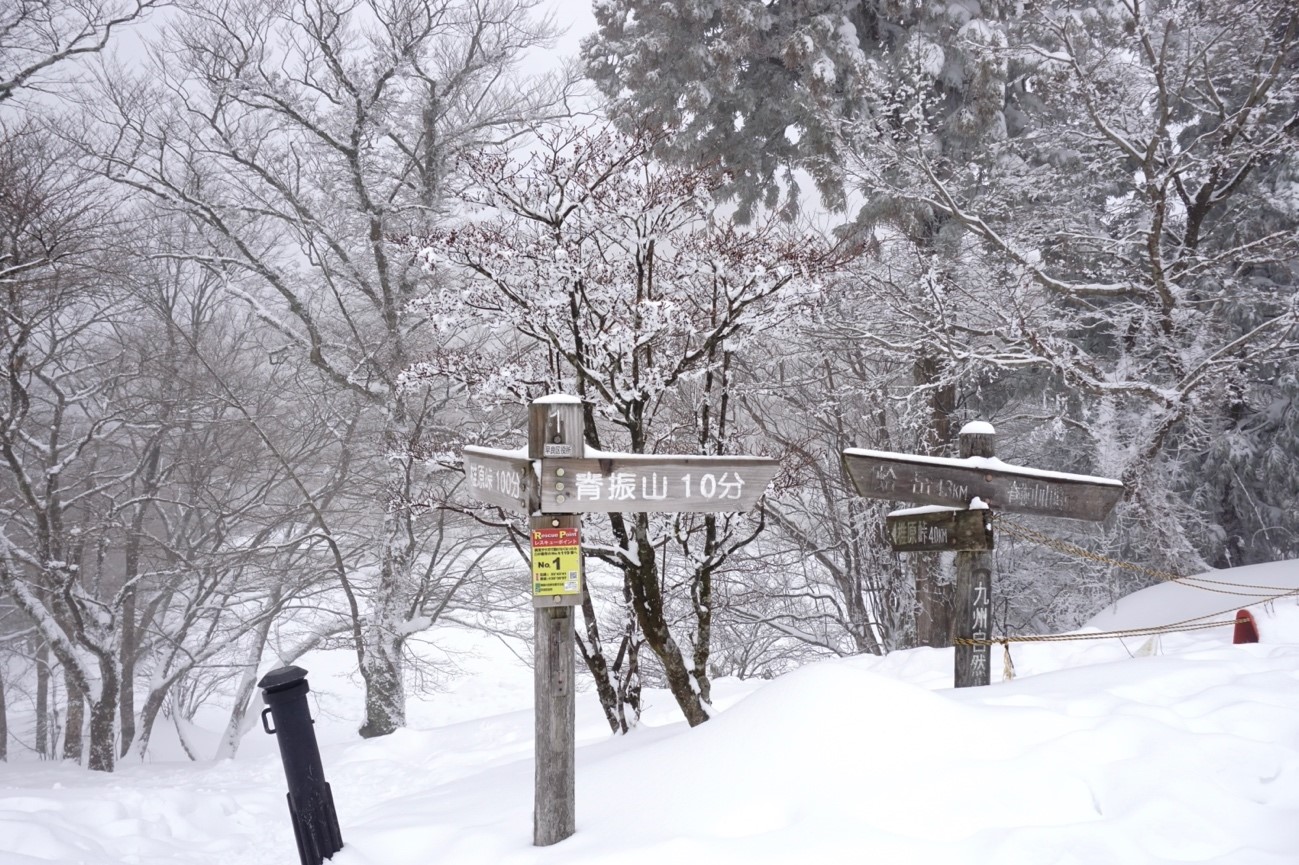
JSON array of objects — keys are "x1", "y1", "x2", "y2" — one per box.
[{"x1": 1233, "y1": 609, "x2": 1259, "y2": 644}]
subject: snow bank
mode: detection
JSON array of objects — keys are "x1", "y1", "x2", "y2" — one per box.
[{"x1": 3, "y1": 561, "x2": 1299, "y2": 865}]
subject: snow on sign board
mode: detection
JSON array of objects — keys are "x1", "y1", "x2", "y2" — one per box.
[
  {"x1": 531, "y1": 526, "x2": 581, "y2": 599},
  {"x1": 539, "y1": 455, "x2": 779, "y2": 514},
  {"x1": 843, "y1": 449, "x2": 1123, "y2": 522}
]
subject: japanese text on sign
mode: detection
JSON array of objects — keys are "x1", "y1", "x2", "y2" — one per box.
[
  {"x1": 467, "y1": 461, "x2": 523, "y2": 499},
  {"x1": 969, "y1": 570, "x2": 992, "y2": 680},
  {"x1": 531, "y1": 526, "x2": 581, "y2": 598},
  {"x1": 891, "y1": 520, "x2": 948, "y2": 547},
  {"x1": 572, "y1": 471, "x2": 745, "y2": 503}
]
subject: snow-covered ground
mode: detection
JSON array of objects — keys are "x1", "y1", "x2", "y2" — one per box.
[{"x1": 4, "y1": 559, "x2": 1299, "y2": 865}]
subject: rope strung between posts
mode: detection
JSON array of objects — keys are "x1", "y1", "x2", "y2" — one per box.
[
  {"x1": 992, "y1": 515, "x2": 1299, "y2": 599},
  {"x1": 954, "y1": 612, "x2": 1251, "y2": 647},
  {"x1": 954, "y1": 516, "x2": 1299, "y2": 657}
]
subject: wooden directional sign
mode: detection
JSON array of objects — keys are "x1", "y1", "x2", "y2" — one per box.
[
  {"x1": 463, "y1": 446, "x2": 537, "y2": 513},
  {"x1": 843, "y1": 448, "x2": 1123, "y2": 522},
  {"x1": 886, "y1": 508, "x2": 994, "y2": 552},
  {"x1": 538, "y1": 455, "x2": 779, "y2": 514}
]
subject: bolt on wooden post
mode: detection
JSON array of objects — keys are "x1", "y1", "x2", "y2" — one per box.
[{"x1": 528, "y1": 395, "x2": 583, "y2": 847}]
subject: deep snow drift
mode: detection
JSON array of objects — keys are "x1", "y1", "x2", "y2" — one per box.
[{"x1": 3, "y1": 559, "x2": 1299, "y2": 865}]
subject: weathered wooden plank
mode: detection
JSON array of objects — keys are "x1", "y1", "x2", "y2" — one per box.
[
  {"x1": 842, "y1": 449, "x2": 1123, "y2": 522},
  {"x1": 538, "y1": 455, "x2": 778, "y2": 514},
  {"x1": 532, "y1": 602, "x2": 575, "y2": 846},
  {"x1": 954, "y1": 427, "x2": 995, "y2": 689},
  {"x1": 886, "y1": 508, "x2": 994, "y2": 552},
  {"x1": 462, "y1": 447, "x2": 536, "y2": 514},
  {"x1": 528, "y1": 397, "x2": 581, "y2": 847},
  {"x1": 954, "y1": 556, "x2": 994, "y2": 688}
]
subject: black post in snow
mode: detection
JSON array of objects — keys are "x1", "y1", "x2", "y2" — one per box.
[{"x1": 258, "y1": 666, "x2": 344, "y2": 865}]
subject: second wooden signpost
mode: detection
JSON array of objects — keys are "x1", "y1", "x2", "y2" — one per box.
[{"x1": 843, "y1": 421, "x2": 1123, "y2": 689}]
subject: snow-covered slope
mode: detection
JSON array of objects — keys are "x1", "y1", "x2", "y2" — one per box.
[{"x1": 3, "y1": 560, "x2": 1299, "y2": 865}]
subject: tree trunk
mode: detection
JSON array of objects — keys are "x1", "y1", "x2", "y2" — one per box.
[
  {"x1": 625, "y1": 523, "x2": 708, "y2": 726},
  {"x1": 358, "y1": 510, "x2": 410, "y2": 739},
  {"x1": 87, "y1": 665, "x2": 118, "y2": 772},
  {"x1": 690, "y1": 552, "x2": 715, "y2": 706},
  {"x1": 615, "y1": 631, "x2": 642, "y2": 721},
  {"x1": 119, "y1": 584, "x2": 136, "y2": 758},
  {"x1": 0, "y1": 672, "x2": 7, "y2": 761},
  {"x1": 215, "y1": 603, "x2": 278, "y2": 759},
  {"x1": 35, "y1": 640, "x2": 49, "y2": 758},
  {"x1": 63, "y1": 671, "x2": 84, "y2": 763},
  {"x1": 912, "y1": 354, "x2": 957, "y2": 645},
  {"x1": 133, "y1": 687, "x2": 168, "y2": 760},
  {"x1": 575, "y1": 582, "x2": 632, "y2": 734},
  {"x1": 358, "y1": 627, "x2": 405, "y2": 739}
]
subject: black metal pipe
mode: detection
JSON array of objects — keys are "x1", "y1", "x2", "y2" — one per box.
[{"x1": 258, "y1": 665, "x2": 344, "y2": 865}]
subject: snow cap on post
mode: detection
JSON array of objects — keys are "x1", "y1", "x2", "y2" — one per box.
[{"x1": 960, "y1": 421, "x2": 995, "y2": 460}]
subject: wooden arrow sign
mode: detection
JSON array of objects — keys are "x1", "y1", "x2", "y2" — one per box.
[
  {"x1": 539, "y1": 455, "x2": 778, "y2": 514},
  {"x1": 886, "y1": 508, "x2": 994, "y2": 552},
  {"x1": 843, "y1": 448, "x2": 1123, "y2": 522},
  {"x1": 463, "y1": 446, "x2": 537, "y2": 514}
]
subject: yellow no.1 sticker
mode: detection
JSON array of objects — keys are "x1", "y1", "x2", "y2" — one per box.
[{"x1": 531, "y1": 526, "x2": 581, "y2": 598}]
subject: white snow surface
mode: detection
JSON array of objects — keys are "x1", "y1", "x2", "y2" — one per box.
[
  {"x1": 959, "y1": 420, "x2": 996, "y2": 435},
  {"x1": 5, "y1": 560, "x2": 1299, "y2": 864}
]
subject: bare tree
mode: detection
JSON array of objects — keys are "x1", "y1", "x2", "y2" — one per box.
[
  {"x1": 410, "y1": 123, "x2": 847, "y2": 727},
  {"x1": 88, "y1": 0, "x2": 578, "y2": 737},
  {"x1": 0, "y1": 0, "x2": 163, "y2": 105}
]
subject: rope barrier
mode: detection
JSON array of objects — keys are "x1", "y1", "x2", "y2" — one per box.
[
  {"x1": 954, "y1": 615, "x2": 1246, "y2": 647},
  {"x1": 952, "y1": 515, "x2": 1299, "y2": 649},
  {"x1": 992, "y1": 515, "x2": 1299, "y2": 598}
]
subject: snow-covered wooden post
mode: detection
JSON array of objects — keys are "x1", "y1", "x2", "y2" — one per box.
[
  {"x1": 528, "y1": 395, "x2": 582, "y2": 846},
  {"x1": 954, "y1": 423, "x2": 996, "y2": 688},
  {"x1": 842, "y1": 421, "x2": 1124, "y2": 688},
  {"x1": 462, "y1": 394, "x2": 779, "y2": 845}
]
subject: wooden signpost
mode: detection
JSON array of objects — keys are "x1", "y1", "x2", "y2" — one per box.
[
  {"x1": 462, "y1": 395, "x2": 778, "y2": 846},
  {"x1": 843, "y1": 422, "x2": 1123, "y2": 688}
]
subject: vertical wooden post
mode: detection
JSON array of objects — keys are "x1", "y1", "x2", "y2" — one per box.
[
  {"x1": 954, "y1": 422, "x2": 995, "y2": 688},
  {"x1": 528, "y1": 396, "x2": 582, "y2": 846}
]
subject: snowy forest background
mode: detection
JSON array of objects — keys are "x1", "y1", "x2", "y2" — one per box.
[{"x1": 0, "y1": 0, "x2": 1295, "y2": 772}]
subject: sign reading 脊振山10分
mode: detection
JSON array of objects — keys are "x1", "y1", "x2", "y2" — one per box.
[
  {"x1": 842, "y1": 422, "x2": 1123, "y2": 689},
  {"x1": 462, "y1": 395, "x2": 778, "y2": 847}
]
